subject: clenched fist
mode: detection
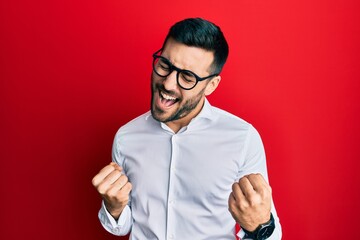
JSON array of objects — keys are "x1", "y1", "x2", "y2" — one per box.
[
  {"x1": 92, "y1": 162, "x2": 132, "y2": 219},
  {"x1": 228, "y1": 173, "x2": 272, "y2": 231}
]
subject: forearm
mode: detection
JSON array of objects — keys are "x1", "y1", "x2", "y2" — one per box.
[{"x1": 98, "y1": 201, "x2": 132, "y2": 236}]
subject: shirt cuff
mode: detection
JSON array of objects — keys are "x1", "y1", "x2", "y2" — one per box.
[
  {"x1": 98, "y1": 201, "x2": 131, "y2": 236},
  {"x1": 237, "y1": 228, "x2": 246, "y2": 239}
]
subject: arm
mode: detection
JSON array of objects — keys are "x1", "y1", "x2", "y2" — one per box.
[
  {"x1": 228, "y1": 125, "x2": 282, "y2": 239},
  {"x1": 92, "y1": 162, "x2": 133, "y2": 236}
]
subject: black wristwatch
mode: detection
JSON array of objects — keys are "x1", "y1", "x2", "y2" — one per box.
[{"x1": 242, "y1": 213, "x2": 275, "y2": 240}]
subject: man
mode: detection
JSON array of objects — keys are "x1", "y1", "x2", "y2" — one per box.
[{"x1": 92, "y1": 18, "x2": 282, "y2": 239}]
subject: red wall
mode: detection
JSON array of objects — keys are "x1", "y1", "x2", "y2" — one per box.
[{"x1": 1, "y1": 0, "x2": 359, "y2": 239}]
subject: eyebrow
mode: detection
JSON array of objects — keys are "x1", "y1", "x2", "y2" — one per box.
[{"x1": 160, "y1": 55, "x2": 203, "y2": 76}]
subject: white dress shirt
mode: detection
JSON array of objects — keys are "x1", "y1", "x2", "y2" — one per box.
[{"x1": 98, "y1": 99, "x2": 282, "y2": 239}]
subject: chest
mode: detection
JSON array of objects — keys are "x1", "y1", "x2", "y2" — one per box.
[{"x1": 121, "y1": 131, "x2": 246, "y2": 203}]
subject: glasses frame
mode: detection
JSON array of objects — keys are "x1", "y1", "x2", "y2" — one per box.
[{"x1": 152, "y1": 49, "x2": 219, "y2": 90}]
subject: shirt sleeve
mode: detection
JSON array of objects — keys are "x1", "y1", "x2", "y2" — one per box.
[
  {"x1": 236, "y1": 125, "x2": 282, "y2": 239},
  {"x1": 98, "y1": 201, "x2": 132, "y2": 236},
  {"x1": 97, "y1": 129, "x2": 133, "y2": 236}
]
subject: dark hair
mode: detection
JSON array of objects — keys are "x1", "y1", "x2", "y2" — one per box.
[{"x1": 162, "y1": 18, "x2": 229, "y2": 74}]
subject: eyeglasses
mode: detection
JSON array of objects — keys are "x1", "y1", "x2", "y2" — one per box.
[{"x1": 152, "y1": 49, "x2": 219, "y2": 90}]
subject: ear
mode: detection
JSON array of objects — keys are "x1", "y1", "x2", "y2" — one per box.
[{"x1": 204, "y1": 76, "x2": 221, "y2": 96}]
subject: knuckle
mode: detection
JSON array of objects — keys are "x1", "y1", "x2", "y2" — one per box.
[
  {"x1": 239, "y1": 176, "x2": 247, "y2": 182},
  {"x1": 106, "y1": 186, "x2": 119, "y2": 197},
  {"x1": 238, "y1": 178, "x2": 247, "y2": 186},
  {"x1": 122, "y1": 182, "x2": 132, "y2": 192},
  {"x1": 109, "y1": 163, "x2": 116, "y2": 168},
  {"x1": 248, "y1": 173, "x2": 257, "y2": 179},
  {"x1": 234, "y1": 200, "x2": 242, "y2": 208},
  {"x1": 97, "y1": 184, "x2": 107, "y2": 195},
  {"x1": 112, "y1": 170, "x2": 122, "y2": 180},
  {"x1": 97, "y1": 181, "x2": 113, "y2": 195},
  {"x1": 118, "y1": 192, "x2": 128, "y2": 201},
  {"x1": 105, "y1": 190, "x2": 115, "y2": 198},
  {"x1": 257, "y1": 187, "x2": 266, "y2": 196},
  {"x1": 265, "y1": 191, "x2": 272, "y2": 200},
  {"x1": 260, "y1": 185, "x2": 271, "y2": 198},
  {"x1": 247, "y1": 193, "x2": 258, "y2": 204},
  {"x1": 91, "y1": 176, "x2": 99, "y2": 187},
  {"x1": 114, "y1": 181, "x2": 123, "y2": 189},
  {"x1": 120, "y1": 174, "x2": 128, "y2": 182},
  {"x1": 125, "y1": 182, "x2": 132, "y2": 190},
  {"x1": 104, "y1": 165, "x2": 115, "y2": 173},
  {"x1": 228, "y1": 201, "x2": 235, "y2": 211},
  {"x1": 238, "y1": 201, "x2": 249, "y2": 211},
  {"x1": 248, "y1": 199, "x2": 257, "y2": 207},
  {"x1": 229, "y1": 201, "x2": 239, "y2": 211}
]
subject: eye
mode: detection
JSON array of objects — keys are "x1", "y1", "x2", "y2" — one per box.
[
  {"x1": 160, "y1": 63, "x2": 170, "y2": 70},
  {"x1": 180, "y1": 72, "x2": 196, "y2": 83},
  {"x1": 159, "y1": 59, "x2": 171, "y2": 70}
]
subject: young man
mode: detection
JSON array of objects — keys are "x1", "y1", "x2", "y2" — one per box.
[{"x1": 92, "y1": 18, "x2": 282, "y2": 239}]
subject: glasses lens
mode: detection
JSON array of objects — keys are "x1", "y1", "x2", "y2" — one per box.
[
  {"x1": 178, "y1": 71, "x2": 197, "y2": 89},
  {"x1": 153, "y1": 57, "x2": 171, "y2": 77}
]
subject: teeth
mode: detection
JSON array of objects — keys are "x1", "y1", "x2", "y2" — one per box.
[{"x1": 161, "y1": 91, "x2": 177, "y2": 101}]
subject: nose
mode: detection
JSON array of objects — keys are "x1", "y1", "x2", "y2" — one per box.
[{"x1": 162, "y1": 70, "x2": 178, "y2": 91}]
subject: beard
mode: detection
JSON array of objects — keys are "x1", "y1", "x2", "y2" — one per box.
[{"x1": 151, "y1": 82, "x2": 205, "y2": 123}]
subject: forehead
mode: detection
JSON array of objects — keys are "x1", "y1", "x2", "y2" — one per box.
[{"x1": 162, "y1": 38, "x2": 214, "y2": 74}]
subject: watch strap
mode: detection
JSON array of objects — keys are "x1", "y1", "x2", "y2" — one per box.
[{"x1": 242, "y1": 213, "x2": 275, "y2": 240}]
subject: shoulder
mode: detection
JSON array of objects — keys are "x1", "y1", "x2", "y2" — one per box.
[
  {"x1": 209, "y1": 105, "x2": 263, "y2": 140},
  {"x1": 114, "y1": 111, "x2": 159, "y2": 138},
  {"x1": 211, "y1": 106, "x2": 252, "y2": 130},
  {"x1": 211, "y1": 106, "x2": 265, "y2": 148}
]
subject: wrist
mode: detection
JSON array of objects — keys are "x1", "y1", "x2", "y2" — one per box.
[
  {"x1": 242, "y1": 213, "x2": 275, "y2": 240},
  {"x1": 241, "y1": 214, "x2": 271, "y2": 232},
  {"x1": 104, "y1": 202, "x2": 124, "y2": 220}
]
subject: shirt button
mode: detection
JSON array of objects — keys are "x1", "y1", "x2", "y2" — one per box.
[{"x1": 169, "y1": 234, "x2": 174, "y2": 239}]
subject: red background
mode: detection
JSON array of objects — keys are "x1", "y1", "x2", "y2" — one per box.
[{"x1": 1, "y1": 0, "x2": 359, "y2": 239}]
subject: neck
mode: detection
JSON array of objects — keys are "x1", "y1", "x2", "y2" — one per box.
[{"x1": 165, "y1": 98, "x2": 205, "y2": 133}]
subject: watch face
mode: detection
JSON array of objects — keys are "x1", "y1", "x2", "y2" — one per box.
[{"x1": 257, "y1": 225, "x2": 275, "y2": 240}]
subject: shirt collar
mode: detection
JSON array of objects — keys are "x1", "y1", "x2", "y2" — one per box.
[
  {"x1": 195, "y1": 98, "x2": 215, "y2": 121},
  {"x1": 147, "y1": 98, "x2": 217, "y2": 133}
]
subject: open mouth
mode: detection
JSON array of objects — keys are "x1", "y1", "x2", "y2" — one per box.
[{"x1": 159, "y1": 90, "x2": 179, "y2": 108}]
